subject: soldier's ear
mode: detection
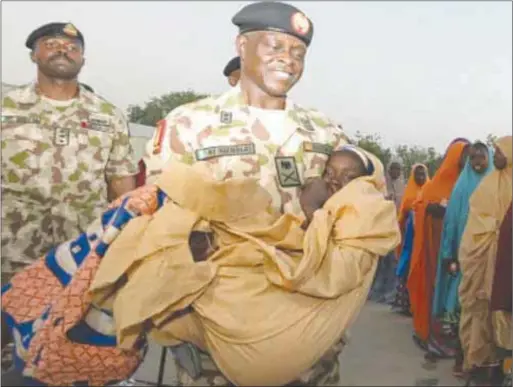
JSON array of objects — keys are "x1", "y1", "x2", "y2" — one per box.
[
  {"x1": 30, "y1": 50, "x2": 37, "y2": 63},
  {"x1": 235, "y1": 34, "x2": 247, "y2": 60}
]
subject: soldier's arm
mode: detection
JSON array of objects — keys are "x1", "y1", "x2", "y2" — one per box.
[
  {"x1": 105, "y1": 110, "x2": 138, "y2": 200},
  {"x1": 143, "y1": 109, "x2": 195, "y2": 185}
]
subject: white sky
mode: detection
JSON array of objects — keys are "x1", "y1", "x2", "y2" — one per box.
[{"x1": 2, "y1": 1, "x2": 512, "y2": 151}]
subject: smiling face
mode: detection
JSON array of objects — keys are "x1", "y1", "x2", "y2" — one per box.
[
  {"x1": 236, "y1": 30, "x2": 306, "y2": 98},
  {"x1": 468, "y1": 144, "x2": 489, "y2": 174},
  {"x1": 322, "y1": 151, "x2": 367, "y2": 196},
  {"x1": 31, "y1": 35, "x2": 84, "y2": 80}
]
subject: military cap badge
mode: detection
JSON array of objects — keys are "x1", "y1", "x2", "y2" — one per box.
[
  {"x1": 63, "y1": 23, "x2": 78, "y2": 37},
  {"x1": 291, "y1": 12, "x2": 310, "y2": 36}
]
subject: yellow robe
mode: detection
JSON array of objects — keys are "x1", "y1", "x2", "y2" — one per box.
[
  {"x1": 89, "y1": 153, "x2": 400, "y2": 386},
  {"x1": 458, "y1": 136, "x2": 512, "y2": 370}
]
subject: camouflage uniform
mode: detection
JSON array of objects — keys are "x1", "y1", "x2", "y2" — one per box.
[
  {"x1": 144, "y1": 85, "x2": 348, "y2": 386},
  {"x1": 1, "y1": 83, "x2": 138, "y2": 282},
  {"x1": 144, "y1": 86, "x2": 348, "y2": 215}
]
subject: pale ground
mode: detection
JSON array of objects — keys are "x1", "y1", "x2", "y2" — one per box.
[{"x1": 132, "y1": 301, "x2": 465, "y2": 386}]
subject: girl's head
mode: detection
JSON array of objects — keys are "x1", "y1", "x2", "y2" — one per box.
[
  {"x1": 413, "y1": 165, "x2": 427, "y2": 186},
  {"x1": 468, "y1": 142, "x2": 489, "y2": 174},
  {"x1": 323, "y1": 145, "x2": 374, "y2": 195}
]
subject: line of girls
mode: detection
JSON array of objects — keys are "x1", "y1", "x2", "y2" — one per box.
[{"x1": 389, "y1": 136, "x2": 512, "y2": 386}]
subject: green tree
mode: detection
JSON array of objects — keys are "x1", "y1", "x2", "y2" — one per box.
[
  {"x1": 127, "y1": 90, "x2": 208, "y2": 127},
  {"x1": 352, "y1": 131, "x2": 392, "y2": 167},
  {"x1": 394, "y1": 145, "x2": 442, "y2": 177},
  {"x1": 485, "y1": 133, "x2": 498, "y2": 147}
]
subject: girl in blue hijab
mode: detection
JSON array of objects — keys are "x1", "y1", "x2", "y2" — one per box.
[{"x1": 429, "y1": 142, "x2": 494, "y2": 373}]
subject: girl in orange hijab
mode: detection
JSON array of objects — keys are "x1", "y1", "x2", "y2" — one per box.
[
  {"x1": 391, "y1": 164, "x2": 430, "y2": 315},
  {"x1": 407, "y1": 139, "x2": 470, "y2": 350}
]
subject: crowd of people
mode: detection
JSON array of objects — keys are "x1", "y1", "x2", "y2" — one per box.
[
  {"x1": 1, "y1": 1, "x2": 511, "y2": 386},
  {"x1": 368, "y1": 138, "x2": 512, "y2": 386}
]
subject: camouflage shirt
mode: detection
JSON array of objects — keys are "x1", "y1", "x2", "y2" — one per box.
[
  {"x1": 144, "y1": 85, "x2": 348, "y2": 216},
  {"x1": 1, "y1": 83, "x2": 138, "y2": 270}
]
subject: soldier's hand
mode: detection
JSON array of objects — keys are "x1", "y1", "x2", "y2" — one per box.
[{"x1": 300, "y1": 178, "x2": 330, "y2": 223}]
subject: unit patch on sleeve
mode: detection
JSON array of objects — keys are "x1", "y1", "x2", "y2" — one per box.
[{"x1": 275, "y1": 156, "x2": 301, "y2": 188}]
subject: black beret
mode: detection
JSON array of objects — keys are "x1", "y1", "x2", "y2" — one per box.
[
  {"x1": 223, "y1": 57, "x2": 241, "y2": 77},
  {"x1": 232, "y1": 1, "x2": 313, "y2": 47},
  {"x1": 25, "y1": 22, "x2": 85, "y2": 50}
]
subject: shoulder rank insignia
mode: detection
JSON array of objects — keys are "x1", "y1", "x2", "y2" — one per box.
[
  {"x1": 54, "y1": 127, "x2": 70, "y2": 146},
  {"x1": 300, "y1": 117, "x2": 315, "y2": 132},
  {"x1": 303, "y1": 142, "x2": 333, "y2": 156},
  {"x1": 220, "y1": 110, "x2": 233, "y2": 124}
]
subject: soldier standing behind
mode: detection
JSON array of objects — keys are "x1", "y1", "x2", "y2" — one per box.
[
  {"x1": 223, "y1": 56, "x2": 241, "y2": 86},
  {"x1": 1, "y1": 22, "x2": 138, "y2": 284},
  {"x1": 144, "y1": 2, "x2": 349, "y2": 385}
]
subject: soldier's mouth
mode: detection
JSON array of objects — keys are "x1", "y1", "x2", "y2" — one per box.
[
  {"x1": 49, "y1": 55, "x2": 74, "y2": 64},
  {"x1": 271, "y1": 70, "x2": 294, "y2": 81}
]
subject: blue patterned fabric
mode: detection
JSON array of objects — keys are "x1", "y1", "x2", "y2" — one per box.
[{"x1": 1, "y1": 188, "x2": 167, "y2": 385}]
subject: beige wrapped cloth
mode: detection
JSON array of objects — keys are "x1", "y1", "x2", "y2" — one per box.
[
  {"x1": 458, "y1": 135, "x2": 513, "y2": 370},
  {"x1": 89, "y1": 155, "x2": 400, "y2": 386}
]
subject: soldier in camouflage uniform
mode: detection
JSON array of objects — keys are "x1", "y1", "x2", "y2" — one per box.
[
  {"x1": 142, "y1": 2, "x2": 351, "y2": 386},
  {"x1": 223, "y1": 56, "x2": 241, "y2": 87},
  {"x1": 1, "y1": 22, "x2": 138, "y2": 284}
]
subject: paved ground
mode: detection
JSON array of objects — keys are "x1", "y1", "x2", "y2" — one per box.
[{"x1": 133, "y1": 301, "x2": 465, "y2": 386}]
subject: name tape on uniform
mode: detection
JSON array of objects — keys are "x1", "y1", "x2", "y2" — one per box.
[
  {"x1": 88, "y1": 114, "x2": 111, "y2": 132},
  {"x1": 1, "y1": 115, "x2": 40, "y2": 125},
  {"x1": 275, "y1": 156, "x2": 301, "y2": 188},
  {"x1": 195, "y1": 143, "x2": 256, "y2": 161},
  {"x1": 302, "y1": 142, "x2": 333, "y2": 156}
]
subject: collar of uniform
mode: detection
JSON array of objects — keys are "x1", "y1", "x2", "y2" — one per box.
[
  {"x1": 27, "y1": 82, "x2": 89, "y2": 104},
  {"x1": 216, "y1": 85, "x2": 315, "y2": 132}
]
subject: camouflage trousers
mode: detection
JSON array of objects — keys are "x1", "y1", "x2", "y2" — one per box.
[
  {"x1": 172, "y1": 340, "x2": 345, "y2": 386},
  {"x1": 1, "y1": 197, "x2": 92, "y2": 279}
]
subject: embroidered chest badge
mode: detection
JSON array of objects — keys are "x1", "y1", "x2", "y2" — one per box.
[
  {"x1": 275, "y1": 156, "x2": 301, "y2": 188},
  {"x1": 220, "y1": 111, "x2": 233, "y2": 124}
]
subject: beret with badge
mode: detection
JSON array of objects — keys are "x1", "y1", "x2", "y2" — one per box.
[
  {"x1": 25, "y1": 22, "x2": 84, "y2": 50},
  {"x1": 232, "y1": 1, "x2": 314, "y2": 46},
  {"x1": 223, "y1": 56, "x2": 241, "y2": 77}
]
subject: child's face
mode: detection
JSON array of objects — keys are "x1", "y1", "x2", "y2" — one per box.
[
  {"x1": 413, "y1": 166, "x2": 427, "y2": 186},
  {"x1": 322, "y1": 153, "x2": 362, "y2": 196},
  {"x1": 469, "y1": 146, "x2": 488, "y2": 174}
]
